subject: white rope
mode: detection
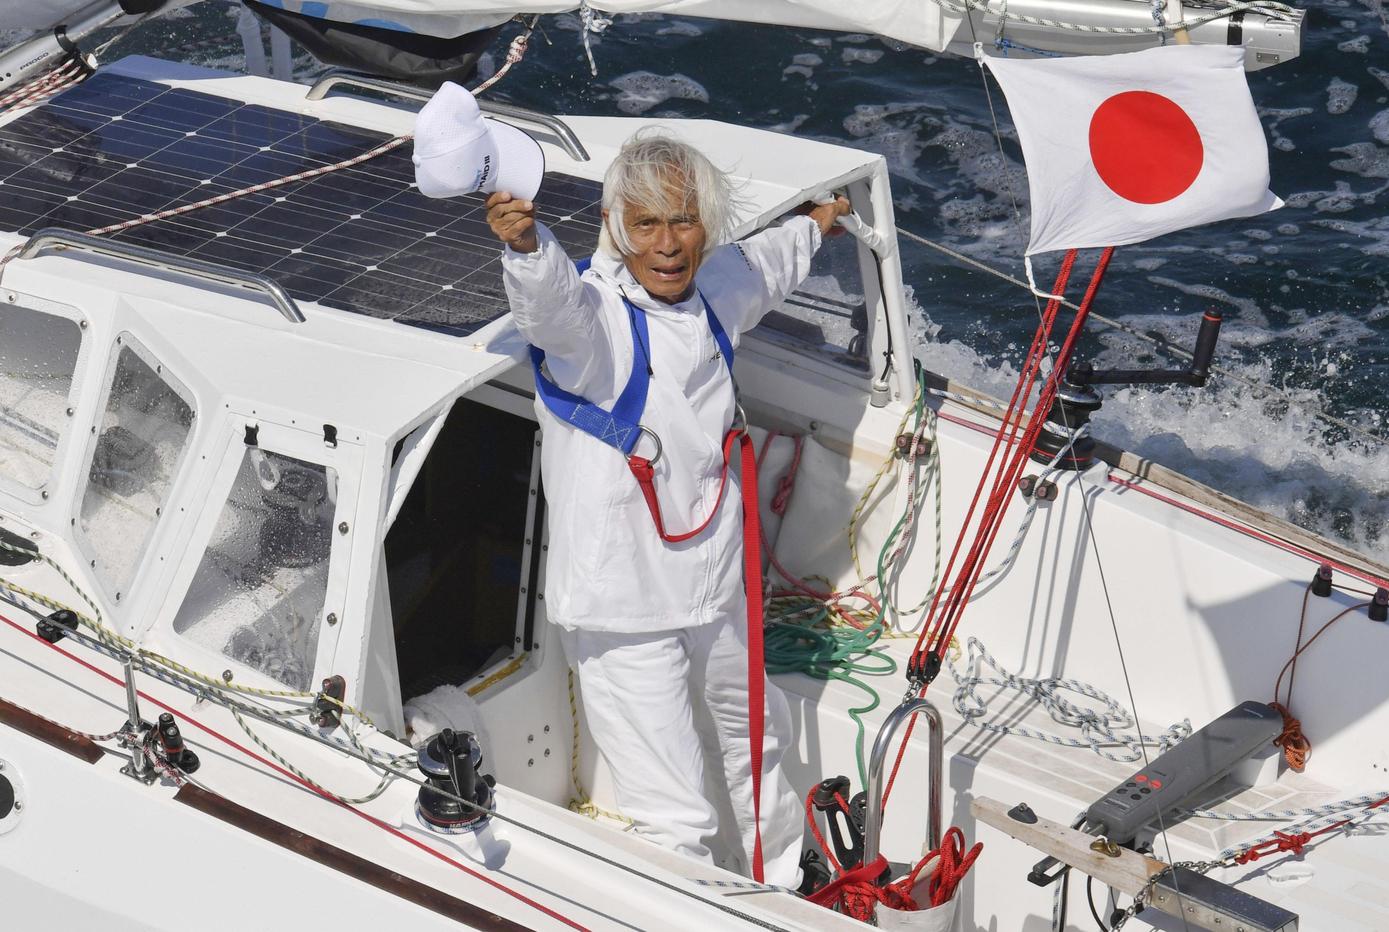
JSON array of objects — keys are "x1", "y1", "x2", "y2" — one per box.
[
  {"x1": 945, "y1": 635, "x2": 1193, "y2": 762},
  {"x1": 577, "y1": 1, "x2": 612, "y2": 77}
]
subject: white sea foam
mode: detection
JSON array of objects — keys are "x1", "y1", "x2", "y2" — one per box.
[
  {"x1": 904, "y1": 291, "x2": 1389, "y2": 563},
  {"x1": 843, "y1": 48, "x2": 885, "y2": 65},
  {"x1": 1372, "y1": 109, "x2": 1389, "y2": 143},
  {"x1": 656, "y1": 21, "x2": 703, "y2": 37},
  {"x1": 1328, "y1": 78, "x2": 1359, "y2": 114},
  {"x1": 609, "y1": 71, "x2": 709, "y2": 115}
]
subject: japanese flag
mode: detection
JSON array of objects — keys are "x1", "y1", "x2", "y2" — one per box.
[{"x1": 983, "y1": 45, "x2": 1282, "y2": 255}]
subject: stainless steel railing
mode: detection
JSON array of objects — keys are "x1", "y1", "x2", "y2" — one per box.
[{"x1": 305, "y1": 69, "x2": 591, "y2": 163}]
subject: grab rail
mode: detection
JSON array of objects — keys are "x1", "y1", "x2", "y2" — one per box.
[
  {"x1": 16, "y1": 229, "x2": 306, "y2": 324},
  {"x1": 305, "y1": 70, "x2": 591, "y2": 162},
  {"x1": 863, "y1": 697, "x2": 943, "y2": 865}
]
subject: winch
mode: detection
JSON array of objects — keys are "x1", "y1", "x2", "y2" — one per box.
[{"x1": 415, "y1": 729, "x2": 495, "y2": 835}]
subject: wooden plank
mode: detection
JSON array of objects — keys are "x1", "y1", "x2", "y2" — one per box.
[
  {"x1": 971, "y1": 797, "x2": 1167, "y2": 897},
  {"x1": 175, "y1": 784, "x2": 529, "y2": 930},
  {"x1": 0, "y1": 695, "x2": 104, "y2": 764}
]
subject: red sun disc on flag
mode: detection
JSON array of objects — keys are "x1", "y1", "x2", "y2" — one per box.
[{"x1": 1088, "y1": 91, "x2": 1204, "y2": 204}]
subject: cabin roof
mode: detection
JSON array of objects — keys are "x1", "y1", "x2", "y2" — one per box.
[{"x1": 0, "y1": 55, "x2": 883, "y2": 338}]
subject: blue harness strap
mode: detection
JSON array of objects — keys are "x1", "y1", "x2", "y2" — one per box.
[{"x1": 530, "y1": 259, "x2": 733, "y2": 456}]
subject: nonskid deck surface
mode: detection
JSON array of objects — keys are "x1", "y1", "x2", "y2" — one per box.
[{"x1": 0, "y1": 71, "x2": 603, "y2": 337}]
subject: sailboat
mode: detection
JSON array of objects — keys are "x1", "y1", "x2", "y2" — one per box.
[{"x1": 2, "y1": 2, "x2": 1384, "y2": 930}]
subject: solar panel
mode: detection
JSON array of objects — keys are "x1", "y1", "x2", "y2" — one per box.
[{"x1": 0, "y1": 72, "x2": 603, "y2": 338}]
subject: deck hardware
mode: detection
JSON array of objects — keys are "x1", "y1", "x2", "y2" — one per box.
[
  {"x1": 1311, "y1": 563, "x2": 1333, "y2": 597},
  {"x1": 1007, "y1": 802, "x2": 1038, "y2": 824},
  {"x1": 1090, "y1": 837, "x2": 1121, "y2": 858},
  {"x1": 895, "y1": 433, "x2": 931, "y2": 458},
  {"x1": 338, "y1": 521, "x2": 349, "y2": 535},
  {"x1": 864, "y1": 697, "x2": 943, "y2": 867},
  {"x1": 243, "y1": 424, "x2": 259, "y2": 447},
  {"x1": 305, "y1": 69, "x2": 591, "y2": 162},
  {"x1": 1370, "y1": 588, "x2": 1388, "y2": 622},
  {"x1": 154, "y1": 713, "x2": 200, "y2": 775},
  {"x1": 118, "y1": 655, "x2": 157, "y2": 785},
  {"x1": 36, "y1": 610, "x2": 78, "y2": 644},
  {"x1": 1034, "y1": 310, "x2": 1224, "y2": 469},
  {"x1": 415, "y1": 729, "x2": 495, "y2": 834},
  {"x1": 312, "y1": 675, "x2": 348, "y2": 729},
  {"x1": 222, "y1": 670, "x2": 233, "y2": 683},
  {"x1": 0, "y1": 528, "x2": 39, "y2": 566},
  {"x1": 326, "y1": 612, "x2": 338, "y2": 627},
  {"x1": 1017, "y1": 475, "x2": 1038, "y2": 498},
  {"x1": 14, "y1": 229, "x2": 307, "y2": 323},
  {"x1": 811, "y1": 775, "x2": 867, "y2": 869},
  {"x1": 323, "y1": 424, "x2": 337, "y2": 448}
]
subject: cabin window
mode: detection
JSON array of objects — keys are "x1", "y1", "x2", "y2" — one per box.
[
  {"x1": 78, "y1": 337, "x2": 195, "y2": 599},
  {"x1": 173, "y1": 448, "x2": 337, "y2": 691},
  {"x1": 0, "y1": 306, "x2": 82, "y2": 495},
  {"x1": 386, "y1": 397, "x2": 538, "y2": 700},
  {"x1": 757, "y1": 219, "x2": 871, "y2": 371}
]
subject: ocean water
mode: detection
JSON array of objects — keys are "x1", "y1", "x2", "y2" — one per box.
[{"x1": 37, "y1": 2, "x2": 1389, "y2": 563}]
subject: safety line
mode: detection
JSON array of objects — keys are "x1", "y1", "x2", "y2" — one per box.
[
  {"x1": 0, "y1": 609, "x2": 585, "y2": 930},
  {"x1": 0, "y1": 608, "x2": 796, "y2": 931}
]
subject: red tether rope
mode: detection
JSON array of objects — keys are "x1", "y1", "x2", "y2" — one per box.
[
  {"x1": 737, "y1": 430, "x2": 769, "y2": 882},
  {"x1": 0, "y1": 610, "x2": 587, "y2": 931}
]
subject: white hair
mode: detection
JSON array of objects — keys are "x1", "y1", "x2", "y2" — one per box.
[{"x1": 598, "y1": 130, "x2": 737, "y2": 258}]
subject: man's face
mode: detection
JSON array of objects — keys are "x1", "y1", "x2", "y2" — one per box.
[{"x1": 610, "y1": 183, "x2": 707, "y2": 304}]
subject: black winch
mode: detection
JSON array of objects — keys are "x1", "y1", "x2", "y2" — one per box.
[
  {"x1": 416, "y1": 729, "x2": 495, "y2": 835},
  {"x1": 1032, "y1": 310, "x2": 1223, "y2": 470}
]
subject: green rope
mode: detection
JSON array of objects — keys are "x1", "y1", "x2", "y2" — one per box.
[
  {"x1": 764, "y1": 605, "x2": 895, "y2": 789},
  {"x1": 763, "y1": 365, "x2": 941, "y2": 790}
]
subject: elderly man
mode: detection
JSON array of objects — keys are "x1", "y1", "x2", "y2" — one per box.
[{"x1": 488, "y1": 132, "x2": 849, "y2": 887}]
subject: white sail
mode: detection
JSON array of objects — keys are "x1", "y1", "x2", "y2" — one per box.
[
  {"x1": 237, "y1": 1, "x2": 962, "y2": 50},
  {"x1": 0, "y1": 0, "x2": 107, "y2": 31}
]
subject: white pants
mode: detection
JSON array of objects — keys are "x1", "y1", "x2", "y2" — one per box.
[{"x1": 560, "y1": 614, "x2": 805, "y2": 887}]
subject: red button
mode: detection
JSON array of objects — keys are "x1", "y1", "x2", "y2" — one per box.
[
  {"x1": 1135, "y1": 774, "x2": 1148, "y2": 783},
  {"x1": 1150, "y1": 779, "x2": 1163, "y2": 790}
]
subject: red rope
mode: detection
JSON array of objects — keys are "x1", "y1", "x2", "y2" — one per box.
[
  {"x1": 0, "y1": 611, "x2": 587, "y2": 930},
  {"x1": 881, "y1": 248, "x2": 1115, "y2": 813},
  {"x1": 804, "y1": 791, "x2": 982, "y2": 921}
]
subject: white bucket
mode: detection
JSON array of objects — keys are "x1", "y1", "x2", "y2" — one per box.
[
  {"x1": 874, "y1": 864, "x2": 960, "y2": 932},
  {"x1": 875, "y1": 896, "x2": 958, "y2": 932}
]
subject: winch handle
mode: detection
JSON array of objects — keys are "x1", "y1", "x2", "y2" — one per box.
[{"x1": 1191, "y1": 310, "x2": 1222, "y2": 383}]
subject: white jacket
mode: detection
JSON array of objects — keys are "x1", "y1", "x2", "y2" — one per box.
[{"x1": 503, "y1": 216, "x2": 822, "y2": 632}]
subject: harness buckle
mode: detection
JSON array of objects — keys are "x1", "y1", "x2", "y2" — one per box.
[
  {"x1": 730, "y1": 401, "x2": 748, "y2": 436},
  {"x1": 632, "y1": 425, "x2": 663, "y2": 467}
]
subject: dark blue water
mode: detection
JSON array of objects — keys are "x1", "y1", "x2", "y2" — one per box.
[{"x1": 88, "y1": 3, "x2": 1389, "y2": 560}]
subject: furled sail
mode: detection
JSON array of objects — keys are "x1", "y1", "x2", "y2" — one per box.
[{"x1": 233, "y1": 1, "x2": 962, "y2": 50}]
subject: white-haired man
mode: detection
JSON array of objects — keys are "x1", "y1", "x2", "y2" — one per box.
[{"x1": 487, "y1": 132, "x2": 849, "y2": 888}]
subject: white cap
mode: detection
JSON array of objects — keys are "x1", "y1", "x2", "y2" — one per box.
[{"x1": 412, "y1": 82, "x2": 544, "y2": 202}]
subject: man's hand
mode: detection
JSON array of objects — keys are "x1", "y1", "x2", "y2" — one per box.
[
  {"x1": 487, "y1": 191, "x2": 538, "y2": 253},
  {"x1": 807, "y1": 196, "x2": 852, "y2": 238}
]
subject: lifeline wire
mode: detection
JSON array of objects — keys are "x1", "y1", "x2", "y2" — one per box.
[{"x1": 0, "y1": 603, "x2": 795, "y2": 932}]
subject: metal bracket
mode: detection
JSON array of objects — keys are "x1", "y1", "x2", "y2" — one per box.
[{"x1": 305, "y1": 69, "x2": 591, "y2": 162}]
